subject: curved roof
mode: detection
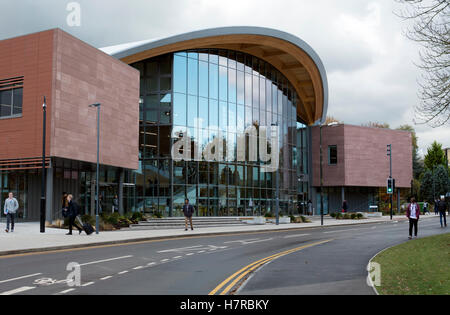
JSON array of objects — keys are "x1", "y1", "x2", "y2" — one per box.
[{"x1": 104, "y1": 27, "x2": 328, "y2": 125}]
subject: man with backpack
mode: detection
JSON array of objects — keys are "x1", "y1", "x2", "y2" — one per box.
[{"x1": 436, "y1": 196, "x2": 447, "y2": 228}]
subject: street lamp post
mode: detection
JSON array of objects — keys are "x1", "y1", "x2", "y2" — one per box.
[
  {"x1": 40, "y1": 96, "x2": 47, "y2": 233},
  {"x1": 89, "y1": 103, "x2": 101, "y2": 234},
  {"x1": 271, "y1": 123, "x2": 279, "y2": 225},
  {"x1": 319, "y1": 124, "x2": 324, "y2": 226}
]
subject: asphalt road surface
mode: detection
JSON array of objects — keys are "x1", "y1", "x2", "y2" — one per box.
[{"x1": 0, "y1": 216, "x2": 447, "y2": 295}]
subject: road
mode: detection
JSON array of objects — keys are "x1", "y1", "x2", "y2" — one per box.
[{"x1": 0, "y1": 216, "x2": 447, "y2": 296}]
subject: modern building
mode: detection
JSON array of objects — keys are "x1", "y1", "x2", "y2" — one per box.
[
  {"x1": 0, "y1": 27, "x2": 329, "y2": 221},
  {"x1": 0, "y1": 29, "x2": 140, "y2": 222},
  {"x1": 310, "y1": 124, "x2": 413, "y2": 214}
]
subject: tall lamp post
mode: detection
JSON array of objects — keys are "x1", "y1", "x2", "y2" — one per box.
[
  {"x1": 40, "y1": 96, "x2": 47, "y2": 233},
  {"x1": 271, "y1": 123, "x2": 279, "y2": 225},
  {"x1": 319, "y1": 123, "x2": 324, "y2": 226},
  {"x1": 89, "y1": 103, "x2": 101, "y2": 234},
  {"x1": 319, "y1": 122, "x2": 339, "y2": 226}
]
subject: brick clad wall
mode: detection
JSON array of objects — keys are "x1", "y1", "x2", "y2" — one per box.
[
  {"x1": 0, "y1": 29, "x2": 140, "y2": 170},
  {"x1": 0, "y1": 30, "x2": 54, "y2": 160},
  {"x1": 312, "y1": 124, "x2": 413, "y2": 188},
  {"x1": 51, "y1": 29, "x2": 140, "y2": 170}
]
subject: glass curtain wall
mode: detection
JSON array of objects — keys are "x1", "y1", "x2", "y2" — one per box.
[{"x1": 131, "y1": 49, "x2": 303, "y2": 216}]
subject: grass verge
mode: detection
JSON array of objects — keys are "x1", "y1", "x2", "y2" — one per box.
[{"x1": 372, "y1": 233, "x2": 450, "y2": 295}]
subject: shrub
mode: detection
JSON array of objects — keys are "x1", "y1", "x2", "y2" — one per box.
[
  {"x1": 264, "y1": 212, "x2": 274, "y2": 218},
  {"x1": 357, "y1": 213, "x2": 364, "y2": 219},
  {"x1": 335, "y1": 213, "x2": 342, "y2": 219},
  {"x1": 330, "y1": 213, "x2": 336, "y2": 218},
  {"x1": 351, "y1": 213, "x2": 357, "y2": 220}
]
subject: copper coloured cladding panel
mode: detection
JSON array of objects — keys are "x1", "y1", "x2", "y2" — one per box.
[
  {"x1": 50, "y1": 29, "x2": 140, "y2": 170},
  {"x1": 311, "y1": 125, "x2": 413, "y2": 188},
  {"x1": 0, "y1": 29, "x2": 140, "y2": 170},
  {"x1": 0, "y1": 29, "x2": 54, "y2": 161}
]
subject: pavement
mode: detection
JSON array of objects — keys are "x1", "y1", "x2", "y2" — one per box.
[{"x1": 0, "y1": 214, "x2": 436, "y2": 256}]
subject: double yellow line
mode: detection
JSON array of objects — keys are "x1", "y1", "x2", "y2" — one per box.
[{"x1": 209, "y1": 239, "x2": 333, "y2": 295}]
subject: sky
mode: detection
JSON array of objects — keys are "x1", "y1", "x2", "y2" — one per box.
[{"x1": 0, "y1": 0, "x2": 448, "y2": 157}]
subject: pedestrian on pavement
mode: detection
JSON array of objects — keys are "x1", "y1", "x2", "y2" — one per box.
[
  {"x1": 436, "y1": 196, "x2": 447, "y2": 228},
  {"x1": 423, "y1": 201, "x2": 429, "y2": 215},
  {"x1": 342, "y1": 200, "x2": 348, "y2": 213},
  {"x1": 406, "y1": 196, "x2": 420, "y2": 240},
  {"x1": 307, "y1": 200, "x2": 313, "y2": 216},
  {"x1": 183, "y1": 198, "x2": 194, "y2": 231},
  {"x1": 4, "y1": 192, "x2": 19, "y2": 233},
  {"x1": 113, "y1": 195, "x2": 119, "y2": 213},
  {"x1": 434, "y1": 198, "x2": 439, "y2": 215},
  {"x1": 66, "y1": 194, "x2": 83, "y2": 235}
]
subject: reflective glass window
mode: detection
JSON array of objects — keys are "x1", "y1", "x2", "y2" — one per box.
[
  {"x1": 173, "y1": 93, "x2": 186, "y2": 126},
  {"x1": 173, "y1": 55, "x2": 187, "y2": 93}
]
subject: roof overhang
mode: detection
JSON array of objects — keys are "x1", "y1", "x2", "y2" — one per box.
[{"x1": 105, "y1": 27, "x2": 328, "y2": 125}]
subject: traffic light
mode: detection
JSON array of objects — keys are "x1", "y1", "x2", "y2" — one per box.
[
  {"x1": 387, "y1": 144, "x2": 392, "y2": 156},
  {"x1": 387, "y1": 177, "x2": 395, "y2": 194}
]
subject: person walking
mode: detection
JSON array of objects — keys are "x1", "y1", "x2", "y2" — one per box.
[
  {"x1": 436, "y1": 196, "x2": 447, "y2": 228},
  {"x1": 183, "y1": 198, "x2": 194, "y2": 231},
  {"x1": 307, "y1": 200, "x2": 313, "y2": 216},
  {"x1": 4, "y1": 192, "x2": 19, "y2": 233},
  {"x1": 112, "y1": 195, "x2": 119, "y2": 213},
  {"x1": 423, "y1": 201, "x2": 429, "y2": 215},
  {"x1": 434, "y1": 198, "x2": 439, "y2": 215},
  {"x1": 406, "y1": 196, "x2": 420, "y2": 240},
  {"x1": 66, "y1": 194, "x2": 83, "y2": 235}
]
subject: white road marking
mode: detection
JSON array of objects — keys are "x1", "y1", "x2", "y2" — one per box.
[
  {"x1": 173, "y1": 256, "x2": 182, "y2": 259},
  {"x1": 100, "y1": 276, "x2": 112, "y2": 280},
  {"x1": 186, "y1": 253, "x2": 194, "y2": 256},
  {"x1": 158, "y1": 245, "x2": 203, "y2": 253},
  {"x1": 133, "y1": 266, "x2": 144, "y2": 270},
  {"x1": 118, "y1": 271, "x2": 129, "y2": 275},
  {"x1": 160, "y1": 259, "x2": 170, "y2": 262},
  {"x1": 147, "y1": 262, "x2": 156, "y2": 266},
  {"x1": 283, "y1": 234, "x2": 310, "y2": 239},
  {"x1": 82, "y1": 282, "x2": 94, "y2": 287},
  {"x1": 59, "y1": 288, "x2": 75, "y2": 294},
  {"x1": 224, "y1": 238, "x2": 273, "y2": 245},
  {"x1": 79, "y1": 255, "x2": 133, "y2": 266},
  {"x1": 0, "y1": 286, "x2": 36, "y2": 295},
  {"x1": 198, "y1": 251, "x2": 206, "y2": 253},
  {"x1": 0, "y1": 273, "x2": 42, "y2": 284}
]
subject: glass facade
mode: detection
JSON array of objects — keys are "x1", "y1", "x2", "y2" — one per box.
[{"x1": 130, "y1": 49, "x2": 306, "y2": 217}]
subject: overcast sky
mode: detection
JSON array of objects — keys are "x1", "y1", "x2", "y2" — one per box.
[{"x1": 1, "y1": 0, "x2": 448, "y2": 156}]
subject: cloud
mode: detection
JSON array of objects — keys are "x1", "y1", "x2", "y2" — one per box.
[{"x1": 0, "y1": 0, "x2": 448, "y2": 153}]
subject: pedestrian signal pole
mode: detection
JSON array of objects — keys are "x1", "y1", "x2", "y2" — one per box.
[{"x1": 387, "y1": 145, "x2": 393, "y2": 220}]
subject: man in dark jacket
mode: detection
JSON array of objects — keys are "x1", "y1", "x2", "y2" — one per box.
[
  {"x1": 183, "y1": 198, "x2": 194, "y2": 231},
  {"x1": 66, "y1": 194, "x2": 83, "y2": 235},
  {"x1": 437, "y1": 196, "x2": 447, "y2": 228}
]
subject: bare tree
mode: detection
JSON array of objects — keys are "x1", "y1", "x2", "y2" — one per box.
[{"x1": 395, "y1": 0, "x2": 450, "y2": 127}]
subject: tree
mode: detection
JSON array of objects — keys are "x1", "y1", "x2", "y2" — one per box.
[
  {"x1": 420, "y1": 169, "x2": 434, "y2": 202},
  {"x1": 423, "y1": 141, "x2": 447, "y2": 170},
  {"x1": 396, "y1": 124, "x2": 424, "y2": 179},
  {"x1": 395, "y1": 0, "x2": 450, "y2": 127},
  {"x1": 434, "y1": 164, "x2": 449, "y2": 197},
  {"x1": 420, "y1": 165, "x2": 449, "y2": 201}
]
